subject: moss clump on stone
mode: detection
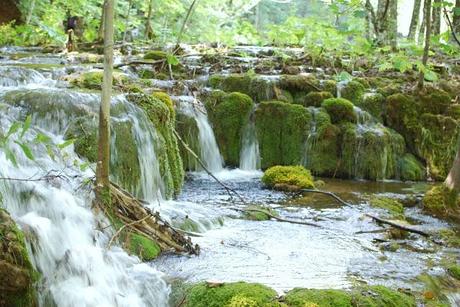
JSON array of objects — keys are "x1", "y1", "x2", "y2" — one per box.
[
  {"x1": 205, "y1": 92, "x2": 255, "y2": 167},
  {"x1": 340, "y1": 81, "x2": 365, "y2": 104},
  {"x1": 321, "y1": 98, "x2": 357, "y2": 124},
  {"x1": 143, "y1": 50, "x2": 167, "y2": 60},
  {"x1": 70, "y1": 71, "x2": 127, "y2": 90},
  {"x1": 279, "y1": 75, "x2": 320, "y2": 95},
  {"x1": 184, "y1": 282, "x2": 278, "y2": 307},
  {"x1": 423, "y1": 185, "x2": 459, "y2": 216},
  {"x1": 209, "y1": 74, "x2": 275, "y2": 102},
  {"x1": 418, "y1": 114, "x2": 460, "y2": 180},
  {"x1": 357, "y1": 93, "x2": 385, "y2": 122},
  {"x1": 446, "y1": 264, "x2": 460, "y2": 280},
  {"x1": 138, "y1": 69, "x2": 156, "y2": 79},
  {"x1": 255, "y1": 101, "x2": 312, "y2": 168},
  {"x1": 399, "y1": 154, "x2": 426, "y2": 181},
  {"x1": 303, "y1": 91, "x2": 334, "y2": 108},
  {"x1": 321, "y1": 80, "x2": 337, "y2": 96},
  {"x1": 284, "y1": 288, "x2": 352, "y2": 307},
  {"x1": 65, "y1": 117, "x2": 98, "y2": 162},
  {"x1": 126, "y1": 233, "x2": 161, "y2": 261},
  {"x1": 419, "y1": 89, "x2": 452, "y2": 115},
  {"x1": 352, "y1": 285, "x2": 416, "y2": 307},
  {"x1": 0, "y1": 209, "x2": 38, "y2": 307},
  {"x1": 370, "y1": 196, "x2": 405, "y2": 219},
  {"x1": 262, "y1": 165, "x2": 315, "y2": 191},
  {"x1": 243, "y1": 205, "x2": 278, "y2": 221}
]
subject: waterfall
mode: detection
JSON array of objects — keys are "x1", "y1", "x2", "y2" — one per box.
[
  {"x1": 239, "y1": 112, "x2": 261, "y2": 170},
  {"x1": 174, "y1": 96, "x2": 224, "y2": 172},
  {"x1": 0, "y1": 66, "x2": 170, "y2": 306},
  {"x1": 301, "y1": 107, "x2": 320, "y2": 169}
]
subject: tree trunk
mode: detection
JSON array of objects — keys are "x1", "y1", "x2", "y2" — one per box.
[
  {"x1": 454, "y1": 0, "x2": 460, "y2": 35},
  {"x1": 408, "y1": 0, "x2": 422, "y2": 40},
  {"x1": 388, "y1": 0, "x2": 398, "y2": 49},
  {"x1": 418, "y1": 0, "x2": 432, "y2": 89},
  {"x1": 96, "y1": 0, "x2": 114, "y2": 194},
  {"x1": 375, "y1": 0, "x2": 390, "y2": 45},
  {"x1": 419, "y1": 14, "x2": 426, "y2": 43},
  {"x1": 445, "y1": 146, "x2": 460, "y2": 193},
  {"x1": 145, "y1": 0, "x2": 154, "y2": 39},
  {"x1": 432, "y1": 0, "x2": 441, "y2": 35},
  {"x1": 25, "y1": 0, "x2": 36, "y2": 25},
  {"x1": 97, "y1": 1, "x2": 106, "y2": 42},
  {"x1": 122, "y1": 0, "x2": 133, "y2": 43}
]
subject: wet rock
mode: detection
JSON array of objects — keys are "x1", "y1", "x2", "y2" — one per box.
[{"x1": 321, "y1": 98, "x2": 357, "y2": 124}]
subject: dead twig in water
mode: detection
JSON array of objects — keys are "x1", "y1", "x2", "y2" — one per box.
[
  {"x1": 296, "y1": 189, "x2": 352, "y2": 207},
  {"x1": 365, "y1": 214, "x2": 430, "y2": 237}
]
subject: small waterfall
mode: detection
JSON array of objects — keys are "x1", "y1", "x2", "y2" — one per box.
[
  {"x1": 301, "y1": 107, "x2": 320, "y2": 169},
  {"x1": 336, "y1": 80, "x2": 348, "y2": 98},
  {"x1": 0, "y1": 66, "x2": 170, "y2": 306},
  {"x1": 174, "y1": 96, "x2": 224, "y2": 172},
  {"x1": 239, "y1": 111, "x2": 261, "y2": 170}
]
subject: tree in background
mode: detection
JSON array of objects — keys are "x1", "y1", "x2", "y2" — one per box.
[
  {"x1": 408, "y1": 0, "x2": 422, "y2": 41},
  {"x1": 418, "y1": 0, "x2": 432, "y2": 89}
]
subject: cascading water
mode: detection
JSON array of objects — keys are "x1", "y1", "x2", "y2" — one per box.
[
  {"x1": 174, "y1": 96, "x2": 224, "y2": 172},
  {"x1": 239, "y1": 111, "x2": 261, "y2": 170},
  {"x1": 301, "y1": 107, "x2": 320, "y2": 169},
  {"x1": 0, "y1": 66, "x2": 170, "y2": 306}
]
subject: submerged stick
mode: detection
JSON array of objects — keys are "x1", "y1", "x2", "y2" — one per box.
[
  {"x1": 297, "y1": 189, "x2": 352, "y2": 207},
  {"x1": 173, "y1": 129, "x2": 247, "y2": 204},
  {"x1": 243, "y1": 208, "x2": 321, "y2": 227},
  {"x1": 365, "y1": 214, "x2": 430, "y2": 237}
]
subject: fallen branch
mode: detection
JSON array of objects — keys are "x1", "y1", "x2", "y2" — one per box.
[
  {"x1": 107, "y1": 213, "x2": 151, "y2": 248},
  {"x1": 231, "y1": 207, "x2": 321, "y2": 227},
  {"x1": 297, "y1": 189, "x2": 352, "y2": 207},
  {"x1": 365, "y1": 214, "x2": 430, "y2": 237},
  {"x1": 173, "y1": 129, "x2": 247, "y2": 204}
]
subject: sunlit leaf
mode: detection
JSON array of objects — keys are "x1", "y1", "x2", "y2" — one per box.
[
  {"x1": 5, "y1": 147, "x2": 17, "y2": 167},
  {"x1": 20, "y1": 115, "x2": 32, "y2": 138},
  {"x1": 7, "y1": 122, "x2": 21, "y2": 138},
  {"x1": 424, "y1": 69, "x2": 438, "y2": 82},
  {"x1": 15, "y1": 141, "x2": 34, "y2": 160},
  {"x1": 58, "y1": 139, "x2": 75, "y2": 149}
]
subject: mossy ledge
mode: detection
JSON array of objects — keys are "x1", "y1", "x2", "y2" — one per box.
[
  {"x1": 262, "y1": 165, "x2": 315, "y2": 192},
  {"x1": 0, "y1": 208, "x2": 38, "y2": 307},
  {"x1": 180, "y1": 282, "x2": 416, "y2": 307}
]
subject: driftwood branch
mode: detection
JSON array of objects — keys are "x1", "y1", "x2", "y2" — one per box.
[
  {"x1": 365, "y1": 214, "x2": 430, "y2": 237},
  {"x1": 107, "y1": 213, "x2": 151, "y2": 248},
  {"x1": 173, "y1": 129, "x2": 247, "y2": 204}
]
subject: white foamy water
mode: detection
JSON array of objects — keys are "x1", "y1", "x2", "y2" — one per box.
[{"x1": 239, "y1": 113, "x2": 261, "y2": 171}]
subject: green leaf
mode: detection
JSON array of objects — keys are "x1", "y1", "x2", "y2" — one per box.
[
  {"x1": 46, "y1": 145, "x2": 56, "y2": 161},
  {"x1": 424, "y1": 69, "x2": 438, "y2": 82},
  {"x1": 58, "y1": 139, "x2": 75, "y2": 149},
  {"x1": 166, "y1": 54, "x2": 179, "y2": 66},
  {"x1": 34, "y1": 133, "x2": 52, "y2": 144},
  {"x1": 5, "y1": 147, "x2": 17, "y2": 167},
  {"x1": 20, "y1": 115, "x2": 32, "y2": 138},
  {"x1": 7, "y1": 122, "x2": 22, "y2": 138},
  {"x1": 337, "y1": 71, "x2": 353, "y2": 82},
  {"x1": 15, "y1": 141, "x2": 34, "y2": 160}
]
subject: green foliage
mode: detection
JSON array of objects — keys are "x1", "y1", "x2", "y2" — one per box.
[
  {"x1": 352, "y1": 285, "x2": 416, "y2": 307},
  {"x1": 321, "y1": 98, "x2": 357, "y2": 124},
  {"x1": 184, "y1": 282, "x2": 277, "y2": 307},
  {"x1": 446, "y1": 264, "x2": 460, "y2": 280},
  {"x1": 370, "y1": 196, "x2": 405, "y2": 219},
  {"x1": 262, "y1": 165, "x2": 315, "y2": 190},
  {"x1": 423, "y1": 184, "x2": 459, "y2": 216},
  {"x1": 284, "y1": 288, "x2": 352, "y2": 307}
]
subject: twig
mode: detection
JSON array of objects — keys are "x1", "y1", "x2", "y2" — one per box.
[
  {"x1": 173, "y1": 129, "x2": 247, "y2": 204},
  {"x1": 296, "y1": 189, "x2": 352, "y2": 207},
  {"x1": 107, "y1": 214, "x2": 152, "y2": 248},
  {"x1": 231, "y1": 207, "x2": 321, "y2": 227},
  {"x1": 365, "y1": 214, "x2": 430, "y2": 237},
  {"x1": 443, "y1": 7, "x2": 460, "y2": 47}
]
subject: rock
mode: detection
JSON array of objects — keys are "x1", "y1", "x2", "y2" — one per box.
[
  {"x1": 321, "y1": 98, "x2": 357, "y2": 124},
  {"x1": 340, "y1": 80, "x2": 365, "y2": 104},
  {"x1": 303, "y1": 91, "x2": 334, "y2": 108},
  {"x1": 262, "y1": 165, "x2": 315, "y2": 191}
]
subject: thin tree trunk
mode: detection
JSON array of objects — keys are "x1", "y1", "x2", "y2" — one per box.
[
  {"x1": 255, "y1": 3, "x2": 260, "y2": 32},
  {"x1": 419, "y1": 14, "x2": 426, "y2": 43},
  {"x1": 418, "y1": 0, "x2": 432, "y2": 89},
  {"x1": 376, "y1": 0, "x2": 390, "y2": 45},
  {"x1": 445, "y1": 146, "x2": 460, "y2": 193},
  {"x1": 408, "y1": 0, "x2": 422, "y2": 40},
  {"x1": 389, "y1": 0, "x2": 398, "y2": 49},
  {"x1": 145, "y1": 0, "x2": 154, "y2": 39},
  {"x1": 122, "y1": 0, "x2": 133, "y2": 43},
  {"x1": 454, "y1": 0, "x2": 460, "y2": 35},
  {"x1": 432, "y1": 0, "x2": 441, "y2": 35},
  {"x1": 98, "y1": 1, "x2": 106, "y2": 42},
  {"x1": 96, "y1": 0, "x2": 114, "y2": 193},
  {"x1": 25, "y1": 0, "x2": 36, "y2": 25}
]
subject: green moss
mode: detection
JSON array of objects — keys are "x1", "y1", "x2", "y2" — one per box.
[
  {"x1": 436, "y1": 229, "x2": 460, "y2": 247},
  {"x1": 322, "y1": 98, "x2": 357, "y2": 124},
  {"x1": 255, "y1": 101, "x2": 312, "y2": 168},
  {"x1": 303, "y1": 91, "x2": 334, "y2": 108},
  {"x1": 65, "y1": 117, "x2": 98, "y2": 162},
  {"x1": 126, "y1": 233, "x2": 161, "y2": 261},
  {"x1": 243, "y1": 205, "x2": 278, "y2": 221},
  {"x1": 398, "y1": 154, "x2": 426, "y2": 181},
  {"x1": 284, "y1": 288, "x2": 352, "y2": 307},
  {"x1": 418, "y1": 114, "x2": 460, "y2": 180},
  {"x1": 262, "y1": 165, "x2": 315, "y2": 191},
  {"x1": 144, "y1": 50, "x2": 167, "y2": 60},
  {"x1": 370, "y1": 196, "x2": 405, "y2": 219},
  {"x1": 184, "y1": 282, "x2": 278, "y2": 307},
  {"x1": 138, "y1": 69, "x2": 156, "y2": 79},
  {"x1": 70, "y1": 71, "x2": 127, "y2": 90},
  {"x1": 176, "y1": 112, "x2": 201, "y2": 171},
  {"x1": 352, "y1": 285, "x2": 416, "y2": 307},
  {"x1": 419, "y1": 89, "x2": 452, "y2": 115},
  {"x1": 340, "y1": 81, "x2": 365, "y2": 104},
  {"x1": 0, "y1": 209, "x2": 38, "y2": 307},
  {"x1": 357, "y1": 93, "x2": 385, "y2": 122},
  {"x1": 423, "y1": 184, "x2": 459, "y2": 216},
  {"x1": 279, "y1": 75, "x2": 320, "y2": 96},
  {"x1": 446, "y1": 264, "x2": 460, "y2": 280},
  {"x1": 209, "y1": 74, "x2": 275, "y2": 102},
  {"x1": 321, "y1": 80, "x2": 337, "y2": 96},
  {"x1": 152, "y1": 91, "x2": 175, "y2": 118},
  {"x1": 205, "y1": 92, "x2": 255, "y2": 166}
]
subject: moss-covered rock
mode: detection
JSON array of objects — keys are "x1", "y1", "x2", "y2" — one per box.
[
  {"x1": 370, "y1": 196, "x2": 405, "y2": 219},
  {"x1": 255, "y1": 101, "x2": 312, "y2": 168},
  {"x1": 143, "y1": 50, "x2": 168, "y2": 60},
  {"x1": 70, "y1": 71, "x2": 128, "y2": 90},
  {"x1": 0, "y1": 209, "x2": 38, "y2": 307},
  {"x1": 422, "y1": 184, "x2": 459, "y2": 216},
  {"x1": 321, "y1": 98, "x2": 357, "y2": 124},
  {"x1": 209, "y1": 74, "x2": 275, "y2": 102},
  {"x1": 303, "y1": 91, "x2": 334, "y2": 108},
  {"x1": 321, "y1": 80, "x2": 337, "y2": 96},
  {"x1": 446, "y1": 264, "x2": 460, "y2": 280},
  {"x1": 357, "y1": 93, "x2": 385, "y2": 122},
  {"x1": 398, "y1": 154, "x2": 426, "y2": 181},
  {"x1": 243, "y1": 205, "x2": 279, "y2": 221},
  {"x1": 184, "y1": 282, "x2": 278, "y2": 307},
  {"x1": 125, "y1": 233, "x2": 161, "y2": 261},
  {"x1": 418, "y1": 114, "x2": 460, "y2": 180},
  {"x1": 279, "y1": 75, "x2": 320, "y2": 95},
  {"x1": 340, "y1": 80, "x2": 365, "y2": 104},
  {"x1": 418, "y1": 89, "x2": 452, "y2": 115},
  {"x1": 352, "y1": 285, "x2": 416, "y2": 307},
  {"x1": 262, "y1": 165, "x2": 315, "y2": 191},
  {"x1": 65, "y1": 116, "x2": 98, "y2": 162},
  {"x1": 284, "y1": 288, "x2": 352, "y2": 307},
  {"x1": 205, "y1": 92, "x2": 255, "y2": 167},
  {"x1": 176, "y1": 111, "x2": 201, "y2": 171}
]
